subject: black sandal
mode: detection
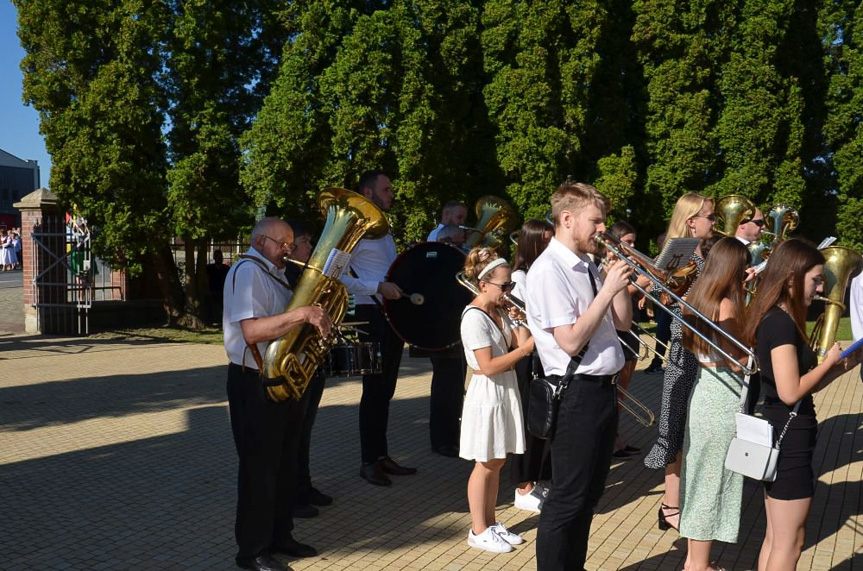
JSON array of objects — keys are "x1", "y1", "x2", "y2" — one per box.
[{"x1": 657, "y1": 503, "x2": 679, "y2": 531}]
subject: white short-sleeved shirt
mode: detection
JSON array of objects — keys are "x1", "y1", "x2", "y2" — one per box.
[
  {"x1": 427, "y1": 223, "x2": 445, "y2": 242},
  {"x1": 525, "y1": 237, "x2": 625, "y2": 376},
  {"x1": 223, "y1": 249, "x2": 293, "y2": 369},
  {"x1": 511, "y1": 268, "x2": 527, "y2": 306},
  {"x1": 851, "y1": 272, "x2": 863, "y2": 341}
]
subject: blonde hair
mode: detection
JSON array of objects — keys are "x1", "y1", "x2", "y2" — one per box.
[
  {"x1": 550, "y1": 181, "x2": 610, "y2": 228},
  {"x1": 666, "y1": 192, "x2": 712, "y2": 240},
  {"x1": 464, "y1": 247, "x2": 508, "y2": 285}
]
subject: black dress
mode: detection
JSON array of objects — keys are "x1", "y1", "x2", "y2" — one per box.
[{"x1": 755, "y1": 307, "x2": 818, "y2": 500}]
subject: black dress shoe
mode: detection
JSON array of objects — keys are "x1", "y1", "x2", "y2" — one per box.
[
  {"x1": 431, "y1": 445, "x2": 459, "y2": 458},
  {"x1": 379, "y1": 455, "x2": 417, "y2": 475},
  {"x1": 308, "y1": 487, "x2": 333, "y2": 506},
  {"x1": 236, "y1": 553, "x2": 286, "y2": 571},
  {"x1": 270, "y1": 535, "x2": 318, "y2": 558},
  {"x1": 292, "y1": 503, "x2": 319, "y2": 518},
  {"x1": 360, "y1": 461, "x2": 392, "y2": 486}
]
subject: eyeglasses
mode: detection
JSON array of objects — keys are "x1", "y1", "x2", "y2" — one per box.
[
  {"x1": 262, "y1": 235, "x2": 295, "y2": 252},
  {"x1": 749, "y1": 219, "x2": 765, "y2": 227},
  {"x1": 484, "y1": 280, "x2": 515, "y2": 292},
  {"x1": 695, "y1": 214, "x2": 716, "y2": 222}
]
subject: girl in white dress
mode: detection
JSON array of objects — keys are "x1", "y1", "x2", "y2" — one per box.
[{"x1": 460, "y1": 247, "x2": 534, "y2": 553}]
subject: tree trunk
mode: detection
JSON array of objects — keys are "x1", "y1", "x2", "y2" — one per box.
[
  {"x1": 150, "y1": 241, "x2": 184, "y2": 325},
  {"x1": 178, "y1": 235, "x2": 207, "y2": 329}
]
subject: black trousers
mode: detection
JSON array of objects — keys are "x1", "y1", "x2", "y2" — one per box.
[
  {"x1": 429, "y1": 353, "x2": 466, "y2": 450},
  {"x1": 295, "y1": 368, "x2": 326, "y2": 504},
  {"x1": 227, "y1": 364, "x2": 303, "y2": 560},
  {"x1": 536, "y1": 375, "x2": 618, "y2": 571},
  {"x1": 355, "y1": 304, "x2": 404, "y2": 464}
]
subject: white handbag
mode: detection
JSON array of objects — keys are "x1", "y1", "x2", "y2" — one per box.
[{"x1": 724, "y1": 361, "x2": 800, "y2": 482}]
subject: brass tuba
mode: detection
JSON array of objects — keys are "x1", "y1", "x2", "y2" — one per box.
[
  {"x1": 262, "y1": 188, "x2": 389, "y2": 401},
  {"x1": 810, "y1": 245, "x2": 863, "y2": 363},
  {"x1": 463, "y1": 195, "x2": 518, "y2": 251},
  {"x1": 714, "y1": 194, "x2": 756, "y2": 238},
  {"x1": 764, "y1": 204, "x2": 799, "y2": 243}
]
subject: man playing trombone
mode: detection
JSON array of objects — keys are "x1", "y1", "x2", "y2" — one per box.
[{"x1": 525, "y1": 181, "x2": 633, "y2": 571}]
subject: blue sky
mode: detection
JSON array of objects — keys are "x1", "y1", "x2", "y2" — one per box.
[{"x1": 1, "y1": 2, "x2": 51, "y2": 187}]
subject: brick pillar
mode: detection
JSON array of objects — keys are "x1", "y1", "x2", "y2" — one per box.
[{"x1": 13, "y1": 188, "x2": 62, "y2": 333}]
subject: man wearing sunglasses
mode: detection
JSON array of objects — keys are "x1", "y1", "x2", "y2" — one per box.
[{"x1": 735, "y1": 207, "x2": 765, "y2": 245}]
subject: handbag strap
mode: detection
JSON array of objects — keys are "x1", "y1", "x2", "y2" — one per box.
[{"x1": 736, "y1": 356, "x2": 801, "y2": 448}]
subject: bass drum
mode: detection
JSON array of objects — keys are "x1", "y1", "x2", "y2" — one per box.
[{"x1": 383, "y1": 241, "x2": 473, "y2": 352}]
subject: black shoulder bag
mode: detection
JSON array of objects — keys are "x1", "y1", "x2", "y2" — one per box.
[{"x1": 527, "y1": 263, "x2": 598, "y2": 440}]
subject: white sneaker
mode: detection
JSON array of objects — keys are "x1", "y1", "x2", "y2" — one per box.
[
  {"x1": 491, "y1": 522, "x2": 525, "y2": 545},
  {"x1": 467, "y1": 527, "x2": 514, "y2": 553},
  {"x1": 514, "y1": 488, "x2": 543, "y2": 512}
]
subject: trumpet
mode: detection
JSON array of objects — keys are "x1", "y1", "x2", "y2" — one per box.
[
  {"x1": 596, "y1": 232, "x2": 759, "y2": 375},
  {"x1": 456, "y1": 270, "x2": 656, "y2": 427}
]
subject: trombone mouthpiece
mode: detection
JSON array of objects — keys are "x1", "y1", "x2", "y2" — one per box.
[{"x1": 409, "y1": 293, "x2": 425, "y2": 305}]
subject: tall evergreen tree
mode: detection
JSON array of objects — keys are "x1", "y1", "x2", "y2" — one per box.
[
  {"x1": 824, "y1": 0, "x2": 863, "y2": 250},
  {"x1": 242, "y1": 0, "x2": 496, "y2": 244},
  {"x1": 711, "y1": 0, "x2": 807, "y2": 210},
  {"x1": 632, "y1": 0, "x2": 735, "y2": 213}
]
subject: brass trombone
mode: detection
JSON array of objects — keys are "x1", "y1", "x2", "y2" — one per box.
[
  {"x1": 596, "y1": 232, "x2": 759, "y2": 376},
  {"x1": 619, "y1": 325, "x2": 670, "y2": 363},
  {"x1": 455, "y1": 270, "x2": 656, "y2": 427}
]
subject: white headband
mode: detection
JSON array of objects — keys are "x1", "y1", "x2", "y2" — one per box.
[{"x1": 477, "y1": 258, "x2": 507, "y2": 281}]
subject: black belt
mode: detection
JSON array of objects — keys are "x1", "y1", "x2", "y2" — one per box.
[
  {"x1": 545, "y1": 372, "x2": 620, "y2": 386},
  {"x1": 574, "y1": 373, "x2": 620, "y2": 386}
]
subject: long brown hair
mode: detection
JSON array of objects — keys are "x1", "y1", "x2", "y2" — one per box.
[
  {"x1": 742, "y1": 239, "x2": 825, "y2": 346},
  {"x1": 513, "y1": 219, "x2": 553, "y2": 272},
  {"x1": 682, "y1": 238, "x2": 750, "y2": 355}
]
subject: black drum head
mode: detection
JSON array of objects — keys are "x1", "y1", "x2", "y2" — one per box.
[{"x1": 383, "y1": 242, "x2": 473, "y2": 351}]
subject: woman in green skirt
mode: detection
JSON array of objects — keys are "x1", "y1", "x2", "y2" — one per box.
[{"x1": 679, "y1": 238, "x2": 753, "y2": 571}]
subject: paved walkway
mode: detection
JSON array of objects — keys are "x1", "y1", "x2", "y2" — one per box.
[{"x1": 0, "y1": 335, "x2": 860, "y2": 570}]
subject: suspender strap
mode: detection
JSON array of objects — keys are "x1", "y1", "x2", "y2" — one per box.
[{"x1": 231, "y1": 256, "x2": 291, "y2": 372}]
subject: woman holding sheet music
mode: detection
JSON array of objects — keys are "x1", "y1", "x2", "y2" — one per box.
[
  {"x1": 742, "y1": 239, "x2": 862, "y2": 571},
  {"x1": 678, "y1": 238, "x2": 753, "y2": 571},
  {"x1": 644, "y1": 192, "x2": 715, "y2": 532}
]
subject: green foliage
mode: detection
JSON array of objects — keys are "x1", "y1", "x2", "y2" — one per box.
[
  {"x1": 242, "y1": 0, "x2": 500, "y2": 245},
  {"x1": 17, "y1": 0, "x2": 863, "y2": 301}
]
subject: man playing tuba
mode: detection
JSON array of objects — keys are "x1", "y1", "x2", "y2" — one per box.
[{"x1": 224, "y1": 217, "x2": 332, "y2": 571}]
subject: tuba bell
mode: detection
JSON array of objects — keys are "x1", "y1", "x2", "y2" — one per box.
[
  {"x1": 463, "y1": 195, "x2": 518, "y2": 251},
  {"x1": 262, "y1": 188, "x2": 389, "y2": 401},
  {"x1": 764, "y1": 204, "x2": 799, "y2": 243},
  {"x1": 714, "y1": 194, "x2": 756, "y2": 238},
  {"x1": 810, "y1": 245, "x2": 863, "y2": 363}
]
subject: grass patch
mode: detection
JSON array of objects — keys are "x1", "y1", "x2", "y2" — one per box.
[{"x1": 90, "y1": 325, "x2": 223, "y2": 345}]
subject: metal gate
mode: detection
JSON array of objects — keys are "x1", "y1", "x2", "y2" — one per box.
[{"x1": 29, "y1": 213, "x2": 124, "y2": 335}]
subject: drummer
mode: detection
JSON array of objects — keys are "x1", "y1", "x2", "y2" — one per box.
[
  {"x1": 428, "y1": 224, "x2": 469, "y2": 457},
  {"x1": 341, "y1": 170, "x2": 418, "y2": 487}
]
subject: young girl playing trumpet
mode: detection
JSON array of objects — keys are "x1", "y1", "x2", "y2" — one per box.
[{"x1": 459, "y1": 247, "x2": 535, "y2": 553}]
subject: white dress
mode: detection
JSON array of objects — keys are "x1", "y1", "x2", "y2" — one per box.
[
  {"x1": 0, "y1": 236, "x2": 8, "y2": 266},
  {"x1": 459, "y1": 306, "x2": 526, "y2": 462}
]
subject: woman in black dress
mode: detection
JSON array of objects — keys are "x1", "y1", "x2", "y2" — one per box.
[{"x1": 742, "y1": 239, "x2": 862, "y2": 571}]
